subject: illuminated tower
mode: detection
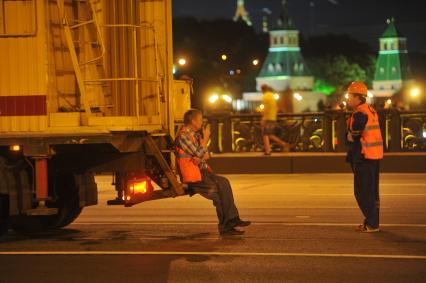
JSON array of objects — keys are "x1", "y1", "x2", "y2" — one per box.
[
  {"x1": 233, "y1": 0, "x2": 252, "y2": 26},
  {"x1": 256, "y1": 0, "x2": 313, "y2": 92},
  {"x1": 373, "y1": 18, "x2": 412, "y2": 98}
]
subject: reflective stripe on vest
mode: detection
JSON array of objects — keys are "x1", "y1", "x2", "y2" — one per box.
[
  {"x1": 176, "y1": 153, "x2": 193, "y2": 159},
  {"x1": 365, "y1": 125, "x2": 381, "y2": 131},
  {"x1": 348, "y1": 103, "x2": 384, "y2": 160},
  {"x1": 362, "y1": 141, "x2": 383, "y2": 148}
]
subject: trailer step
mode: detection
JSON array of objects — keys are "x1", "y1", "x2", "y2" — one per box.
[{"x1": 106, "y1": 198, "x2": 124, "y2": 205}]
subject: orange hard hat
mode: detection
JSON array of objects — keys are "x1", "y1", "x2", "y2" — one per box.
[{"x1": 347, "y1": 81, "x2": 368, "y2": 96}]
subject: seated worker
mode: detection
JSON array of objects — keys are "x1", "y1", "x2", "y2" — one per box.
[{"x1": 175, "y1": 109, "x2": 250, "y2": 236}]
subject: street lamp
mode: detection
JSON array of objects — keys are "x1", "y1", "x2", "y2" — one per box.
[
  {"x1": 273, "y1": 93, "x2": 279, "y2": 100},
  {"x1": 222, "y1": 94, "x2": 232, "y2": 103},
  {"x1": 252, "y1": 59, "x2": 259, "y2": 66},
  {"x1": 410, "y1": 87, "x2": 420, "y2": 98},
  {"x1": 293, "y1": 92, "x2": 303, "y2": 101},
  {"x1": 178, "y1": 58, "x2": 187, "y2": 66},
  {"x1": 221, "y1": 54, "x2": 228, "y2": 61},
  {"x1": 209, "y1": 94, "x2": 219, "y2": 104}
]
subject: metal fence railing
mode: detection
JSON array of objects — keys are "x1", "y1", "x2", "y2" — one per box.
[{"x1": 206, "y1": 110, "x2": 426, "y2": 153}]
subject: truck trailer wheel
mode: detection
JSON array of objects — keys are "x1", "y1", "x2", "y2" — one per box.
[
  {"x1": 0, "y1": 223, "x2": 7, "y2": 237},
  {"x1": 45, "y1": 172, "x2": 83, "y2": 229},
  {"x1": 11, "y1": 172, "x2": 83, "y2": 233},
  {"x1": 0, "y1": 194, "x2": 9, "y2": 237}
]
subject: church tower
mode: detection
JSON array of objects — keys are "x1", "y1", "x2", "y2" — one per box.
[
  {"x1": 233, "y1": 0, "x2": 252, "y2": 26},
  {"x1": 256, "y1": 0, "x2": 313, "y2": 92},
  {"x1": 373, "y1": 19, "x2": 412, "y2": 97}
]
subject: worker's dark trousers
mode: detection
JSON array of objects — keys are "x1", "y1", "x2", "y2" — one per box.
[
  {"x1": 189, "y1": 171, "x2": 240, "y2": 232},
  {"x1": 351, "y1": 159, "x2": 380, "y2": 228}
]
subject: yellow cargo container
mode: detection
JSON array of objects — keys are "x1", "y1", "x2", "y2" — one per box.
[
  {"x1": 0, "y1": 0, "x2": 191, "y2": 235},
  {"x1": 0, "y1": 0, "x2": 188, "y2": 133}
]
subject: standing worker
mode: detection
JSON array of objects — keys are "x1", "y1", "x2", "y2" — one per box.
[
  {"x1": 175, "y1": 109, "x2": 251, "y2": 236},
  {"x1": 346, "y1": 82, "x2": 383, "y2": 233},
  {"x1": 260, "y1": 84, "x2": 290, "y2": 155}
]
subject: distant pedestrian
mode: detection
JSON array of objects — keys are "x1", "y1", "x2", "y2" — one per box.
[
  {"x1": 260, "y1": 84, "x2": 290, "y2": 155},
  {"x1": 346, "y1": 82, "x2": 383, "y2": 233}
]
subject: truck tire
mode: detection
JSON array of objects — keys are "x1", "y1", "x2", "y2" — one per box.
[
  {"x1": 11, "y1": 172, "x2": 83, "y2": 233},
  {"x1": 0, "y1": 223, "x2": 7, "y2": 237},
  {"x1": 45, "y1": 172, "x2": 83, "y2": 229},
  {"x1": 0, "y1": 194, "x2": 9, "y2": 237}
]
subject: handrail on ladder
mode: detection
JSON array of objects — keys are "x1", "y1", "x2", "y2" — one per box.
[{"x1": 56, "y1": 0, "x2": 163, "y2": 120}]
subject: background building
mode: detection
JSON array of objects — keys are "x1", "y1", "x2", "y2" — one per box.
[{"x1": 373, "y1": 19, "x2": 412, "y2": 98}]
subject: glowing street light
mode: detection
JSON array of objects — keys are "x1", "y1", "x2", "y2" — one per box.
[
  {"x1": 252, "y1": 59, "x2": 259, "y2": 66},
  {"x1": 293, "y1": 92, "x2": 303, "y2": 101},
  {"x1": 221, "y1": 54, "x2": 228, "y2": 61},
  {"x1": 259, "y1": 104, "x2": 265, "y2": 110},
  {"x1": 178, "y1": 58, "x2": 186, "y2": 66},
  {"x1": 273, "y1": 93, "x2": 280, "y2": 100},
  {"x1": 222, "y1": 94, "x2": 232, "y2": 103},
  {"x1": 410, "y1": 87, "x2": 420, "y2": 97},
  {"x1": 386, "y1": 98, "x2": 392, "y2": 105},
  {"x1": 209, "y1": 94, "x2": 219, "y2": 104}
]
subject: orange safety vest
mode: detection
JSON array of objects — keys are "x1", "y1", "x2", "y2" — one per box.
[
  {"x1": 175, "y1": 126, "x2": 202, "y2": 183},
  {"x1": 348, "y1": 103, "x2": 384, "y2": 160}
]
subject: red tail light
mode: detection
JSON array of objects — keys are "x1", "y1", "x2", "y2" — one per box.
[
  {"x1": 124, "y1": 177, "x2": 153, "y2": 206},
  {"x1": 130, "y1": 180, "x2": 148, "y2": 194}
]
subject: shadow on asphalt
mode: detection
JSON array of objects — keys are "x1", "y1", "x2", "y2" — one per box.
[
  {"x1": 0, "y1": 225, "x2": 249, "y2": 282},
  {"x1": 375, "y1": 230, "x2": 426, "y2": 253},
  {"x1": 0, "y1": 228, "x2": 81, "y2": 243}
]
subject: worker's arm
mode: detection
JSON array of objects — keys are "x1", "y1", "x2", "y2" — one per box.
[
  {"x1": 176, "y1": 132, "x2": 208, "y2": 159},
  {"x1": 347, "y1": 112, "x2": 368, "y2": 142}
]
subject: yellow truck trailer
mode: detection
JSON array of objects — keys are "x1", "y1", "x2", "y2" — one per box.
[{"x1": 0, "y1": 0, "x2": 191, "y2": 235}]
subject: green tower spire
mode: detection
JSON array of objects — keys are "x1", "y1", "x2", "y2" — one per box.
[
  {"x1": 256, "y1": 0, "x2": 313, "y2": 92},
  {"x1": 373, "y1": 18, "x2": 412, "y2": 97}
]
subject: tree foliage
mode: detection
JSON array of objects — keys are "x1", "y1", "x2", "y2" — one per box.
[{"x1": 308, "y1": 55, "x2": 368, "y2": 93}]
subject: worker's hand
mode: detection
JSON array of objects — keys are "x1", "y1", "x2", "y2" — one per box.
[
  {"x1": 347, "y1": 132, "x2": 354, "y2": 142},
  {"x1": 192, "y1": 157, "x2": 201, "y2": 165},
  {"x1": 203, "y1": 152, "x2": 210, "y2": 160},
  {"x1": 203, "y1": 124, "x2": 211, "y2": 141}
]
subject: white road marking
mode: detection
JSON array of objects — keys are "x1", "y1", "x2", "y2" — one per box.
[
  {"x1": 308, "y1": 194, "x2": 426, "y2": 196},
  {"x1": 0, "y1": 251, "x2": 425, "y2": 260},
  {"x1": 71, "y1": 222, "x2": 426, "y2": 227}
]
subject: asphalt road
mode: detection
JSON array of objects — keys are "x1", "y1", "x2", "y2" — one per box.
[{"x1": 1, "y1": 174, "x2": 425, "y2": 283}]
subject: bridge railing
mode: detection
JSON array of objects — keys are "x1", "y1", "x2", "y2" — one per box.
[{"x1": 206, "y1": 110, "x2": 426, "y2": 153}]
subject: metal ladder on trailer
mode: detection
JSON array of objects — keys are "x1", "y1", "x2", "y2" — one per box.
[{"x1": 56, "y1": 0, "x2": 108, "y2": 116}]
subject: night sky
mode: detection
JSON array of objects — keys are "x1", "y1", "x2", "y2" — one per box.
[{"x1": 173, "y1": 0, "x2": 426, "y2": 52}]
